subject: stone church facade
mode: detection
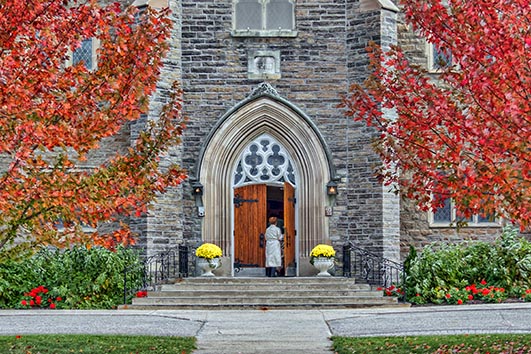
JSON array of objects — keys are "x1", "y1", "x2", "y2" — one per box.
[{"x1": 106, "y1": 0, "x2": 503, "y2": 275}]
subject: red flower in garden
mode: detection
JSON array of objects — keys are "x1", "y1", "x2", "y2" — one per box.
[
  {"x1": 35, "y1": 296, "x2": 42, "y2": 305},
  {"x1": 50, "y1": 303, "x2": 56, "y2": 309},
  {"x1": 482, "y1": 289, "x2": 490, "y2": 296},
  {"x1": 56, "y1": 297, "x2": 62, "y2": 302},
  {"x1": 480, "y1": 279, "x2": 487, "y2": 285},
  {"x1": 29, "y1": 300, "x2": 35, "y2": 306},
  {"x1": 468, "y1": 295, "x2": 474, "y2": 300},
  {"x1": 445, "y1": 293, "x2": 451, "y2": 299},
  {"x1": 457, "y1": 299, "x2": 463, "y2": 305},
  {"x1": 21, "y1": 300, "x2": 27, "y2": 306}
]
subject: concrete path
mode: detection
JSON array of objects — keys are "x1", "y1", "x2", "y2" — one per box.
[{"x1": 2, "y1": 303, "x2": 531, "y2": 353}]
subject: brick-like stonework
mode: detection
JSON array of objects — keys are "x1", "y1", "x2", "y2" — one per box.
[
  {"x1": 118, "y1": 0, "x2": 504, "y2": 264},
  {"x1": 3, "y1": 0, "x2": 508, "y2": 266}
]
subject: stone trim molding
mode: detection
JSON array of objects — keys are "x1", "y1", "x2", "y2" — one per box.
[
  {"x1": 196, "y1": 85, "x2": 335, "y2": 265},
  {"x1": 195, "y1": 83, "x2": 337, "y2": 181},
  {"x1": 359, "y1": 0, "x2": 399, "y2": 13}
]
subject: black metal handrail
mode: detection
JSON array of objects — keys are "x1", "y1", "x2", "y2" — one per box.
[
  {"x1": 123, "y1": 245, "x2": 189, "y2": 304},
  {"x1": 343, "y1": 242, "x2": 406, "y2": 301}
]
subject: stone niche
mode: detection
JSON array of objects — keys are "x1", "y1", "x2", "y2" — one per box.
[{"x1": 248, "y1": 50, "x2": 281, "y2": 80}]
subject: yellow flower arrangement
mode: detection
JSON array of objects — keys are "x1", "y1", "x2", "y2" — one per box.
[
  {"x1": 195, "y1": 243, "x2": 223, "y2": 260},
  {"x1": 310, "y1": 244, "x2": 336, "y2": 258}
]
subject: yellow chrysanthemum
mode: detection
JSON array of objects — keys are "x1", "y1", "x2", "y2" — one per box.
[
  {"x1": 310, "y1": 245, "x2": 336, "y2": 257},
  {"x1": 195, "y1": 243, "x2": 223, "y2": 260},
  {"x1": 310, "y1": 244, "x2": 335, "y2": 258}
]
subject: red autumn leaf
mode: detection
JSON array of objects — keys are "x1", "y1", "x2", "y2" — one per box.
[
  {"x1": 342, "y1": 0, "x2": 531, "y2": 228},
  {"x1": 0, "y1": 1, "x2": 187, "y2": 258}
]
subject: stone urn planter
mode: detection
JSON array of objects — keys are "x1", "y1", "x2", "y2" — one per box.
[
  {"x1": 195, "y1": 243, "x2": 223, "y2": 277},
  {"x1": 312, "y1": 256, "x2": 335, "y2": 277},
  {"x1": 197, "y1": 257, "x2": 221, "y2": 277},
  {"x1": 310, "y1": 244, "x2": 336, "y2": 277}
]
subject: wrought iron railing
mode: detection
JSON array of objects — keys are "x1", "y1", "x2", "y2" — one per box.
[
  {"x1": 343, "y1": 242, "x2": 406, "y2": 301},
  {"x1": 123, "y1": 245, "x2": 189, "y2": 304}
]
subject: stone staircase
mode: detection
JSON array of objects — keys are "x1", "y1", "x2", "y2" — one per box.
[{"x1": 124, "y1": 277, "x2": 406, "y2": 309}]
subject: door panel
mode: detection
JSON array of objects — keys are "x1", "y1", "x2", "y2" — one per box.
[
  {"x1": 234, "y1": 184, "x2": 267, "y2": 267},
  {"x1": 284, "y1": 182, "x2": 296, "y2": 269}
]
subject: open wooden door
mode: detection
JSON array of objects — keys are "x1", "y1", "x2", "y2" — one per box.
[
  {"x1": 234, "y1": 184, "x2": 267, "y2": 268},
  {"x1": 283, "y1": 182, "x2": 296, "y2": 272}
]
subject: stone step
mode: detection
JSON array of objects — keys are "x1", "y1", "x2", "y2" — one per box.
[
  {"x1": 124, "y1": 302, "x2": 405, "y2": 310},
  {"x1": 170, "y1": 276, "x2": 357, "y2": 284},
  {"x1": 159, "y1": 282, "x2": 370, "y2": 292},
  {"x1": 124, "y1": 276, "x2": 406, "y2": 310},
  {"x1": 134, "y1": 295, "x2": 394, "y2": 305},
  {"x1": 150, "y1": 289, "x2": 379, "y2": 297}
]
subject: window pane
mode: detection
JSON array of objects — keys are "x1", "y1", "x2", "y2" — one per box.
[
  {"x1": 235, "y1": 0, "x2": 262, "y2": 30},
  {"x1": 455, "y1": 211, "x2": 473, "y2": 223},
  {"x1": 433, "y1": 198, "x2": 451, "y2": 223},
  {"x1": 432, "y1": 44, "x2": 452, "y2": 69},
  {"x1": 266, "y1": 0, "x2": 294, "y2": 30},
  {"x1": 477, "y1": 213, "x2": 495, "y2": 223},
  {"x1": 73, "y1": 39, "x2": 93, "y2": 70}
]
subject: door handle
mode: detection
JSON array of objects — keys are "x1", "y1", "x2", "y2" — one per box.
[{"x1": 259, "y1": 233, "x2": 264, "y2": 248}]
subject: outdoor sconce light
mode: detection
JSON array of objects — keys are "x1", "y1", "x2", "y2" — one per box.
[
  {"x1": 326, "y1": 181, "x2": 338, "y2": 196},
  {"x1": 192, "y1": 182, "x2": 204, "y2": 196},
  {"x1": 191, "y1": 181, "x2": 205, "y2": 217}
]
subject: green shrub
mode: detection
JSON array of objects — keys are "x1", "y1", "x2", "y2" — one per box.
[
  {"x1": 0, "y1": 246, "x2": 144, "y2": 309},
  {"x1": 404, "y1": 226, "x2": 531, "y2": 304}
]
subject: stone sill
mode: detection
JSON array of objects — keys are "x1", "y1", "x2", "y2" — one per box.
[
  {"x1": 231, "y1": 30, "x2": 298, "y2": 38},
  {"x1": 429, "y1": 223, "x2": 502, "y2": 229}
]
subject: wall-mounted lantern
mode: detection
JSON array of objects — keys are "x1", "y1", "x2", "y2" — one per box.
[
  {"x1": 192, "y1": 182, "x2": 204, "y2": 196},
  {"x1": 326, "y1": 181, "x2": 338, "y2": 196},
  {"x1": 191, "y1": 181, "x2": 205, "y2": 217}
]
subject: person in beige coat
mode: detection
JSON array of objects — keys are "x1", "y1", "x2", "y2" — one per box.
[{"x1": 265, "y1": 216, "x2": 283, "y2": 277}]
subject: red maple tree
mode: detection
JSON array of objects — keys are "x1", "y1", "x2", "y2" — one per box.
[
  {"x1": 0, "y1": 0, "x2": 186, "y2": 257},
  {"x1": 342, "y1": 0, "x2": 531, "y2": 227}
]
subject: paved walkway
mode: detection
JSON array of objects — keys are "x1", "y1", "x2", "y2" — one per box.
[{"x1": 2, "y1": 303, "x2": 531, "y2": 353}]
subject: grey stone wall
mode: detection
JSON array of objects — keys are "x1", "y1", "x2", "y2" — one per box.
[
  {"x1": 341, "y1": 3, "x2": 402, "y2": 261},
  {"x1": 174, "y1": 0, "x2": 403, "y2": 261},
  {"x1": 400, "y1": 197, "x2": 503, "y2": 259}
]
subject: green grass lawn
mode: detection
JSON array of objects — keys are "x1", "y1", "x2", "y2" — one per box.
[
  {"x1": 0, "y1": 334, "x2": 196, "y2": 354},
  {"x1": 332, "y1": 334, "x2": 531, "y2": 353}
]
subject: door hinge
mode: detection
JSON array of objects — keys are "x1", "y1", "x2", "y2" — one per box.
[{"x1": 234, "y1": 193, "x2": 259, "y2": 208}]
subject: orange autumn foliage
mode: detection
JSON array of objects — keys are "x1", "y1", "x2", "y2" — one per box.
[
  {"x1": 342, "y1": 0, "x2": 531, "y2": 227},
  {"x1": 0, "y1": 0, "x2": 186, "y2": 257}
]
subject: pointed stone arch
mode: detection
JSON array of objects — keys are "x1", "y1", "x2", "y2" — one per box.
[{"x1": 195, "y1": 83, "x2": 336, "y2": 262}]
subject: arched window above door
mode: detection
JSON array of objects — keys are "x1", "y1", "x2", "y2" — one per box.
[{"x1": 233, "y1": 134, "x2": 296, "y2": 187}]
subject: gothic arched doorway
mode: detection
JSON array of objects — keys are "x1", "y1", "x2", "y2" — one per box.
[{"x1": 195, "y1": 83, "x2": 336, "y2": 276}]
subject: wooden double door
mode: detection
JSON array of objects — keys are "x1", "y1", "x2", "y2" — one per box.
[{"x1": 234, "y1": 182, "x2": 296, "y2": 273}]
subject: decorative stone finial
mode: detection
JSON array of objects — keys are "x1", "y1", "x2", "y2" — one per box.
[{"x1": 248, "y1": 82, "x2": 280, "y2": 99}]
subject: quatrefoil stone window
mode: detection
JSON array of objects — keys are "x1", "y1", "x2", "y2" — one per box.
[{"x1": 233, "y1": 134, "x2": 296, "y2": 187}]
